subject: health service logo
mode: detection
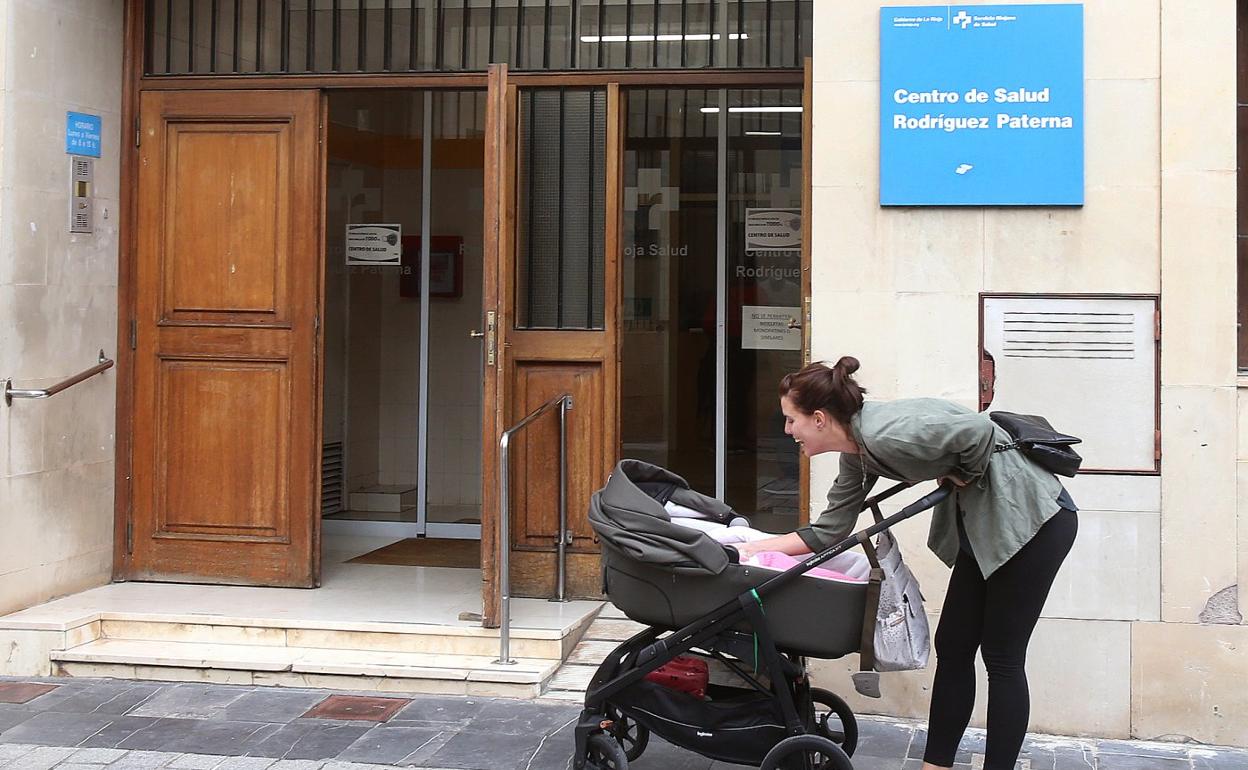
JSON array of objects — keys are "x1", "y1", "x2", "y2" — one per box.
[{"x1": 952, "y1": 10, "x2": 971, "y2": 29}]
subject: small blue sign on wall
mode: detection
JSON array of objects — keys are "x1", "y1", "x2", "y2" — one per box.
[
  {"x1": 880, "y1": 4, "x2": 1084, "y2": 206},
  {"x1": 66, "y1": 112, "x2": 102, "y2": 158}
]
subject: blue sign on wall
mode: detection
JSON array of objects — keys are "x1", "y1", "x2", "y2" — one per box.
[
  {"x1": 880, "y1": 4, "x2": 1084, "y2": 206},
  {"x1": 66, "y1": 112, "x2": 102, "y2": 158}
]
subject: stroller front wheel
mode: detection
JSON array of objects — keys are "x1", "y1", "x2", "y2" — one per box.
[
  {"x1": 761, "y1": 734, "x2": 853, "y2": 770},
  {"x1": 585, "y1": 732, "x2": 629, "y2": 770},
  {"x1": 809, "y1": 687, "x2": 858, "y2": 757},
  {"x1": 605, "y1": 706, "x2": 649, "y2": 761}
]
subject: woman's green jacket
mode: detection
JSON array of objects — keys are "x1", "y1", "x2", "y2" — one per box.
[{"x1": 794, "y1": 398, "x2": 1065, "y2": 578}]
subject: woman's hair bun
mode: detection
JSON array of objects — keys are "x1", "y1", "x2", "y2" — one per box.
[
  {"x1": 778, "y1": 357, "x2": 867, "y2": 426},
  {"x1": 833, "y1": 356, "x2": 860, "y2": 376}
]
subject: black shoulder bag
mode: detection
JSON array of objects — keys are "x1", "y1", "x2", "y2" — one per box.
[{"x1": 989, "y1": 411, "x2": 1083, "y2": 477}]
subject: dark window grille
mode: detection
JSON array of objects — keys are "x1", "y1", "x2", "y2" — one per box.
[
  {"x1": 143, "y1": 0, "x2": 811, "y2": 75},
  {"x1": 516, "y1": 88, "x2": 606, "y2": 330}
]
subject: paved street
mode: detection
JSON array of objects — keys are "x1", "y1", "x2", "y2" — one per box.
[{"x1": 0, "y1": 678, "x2": 1244, "y2": 769}]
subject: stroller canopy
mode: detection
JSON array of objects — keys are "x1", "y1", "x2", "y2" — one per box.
[{"x1": 589, "y1": 460, "x2": 739, "y2": 576}]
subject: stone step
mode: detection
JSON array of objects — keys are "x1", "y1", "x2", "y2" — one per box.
[
  {"x1": 94, "y1": 617, "x2": 571, "y2": 661},
  {"x1": 541, "y1": 606, "x2": 649, "y2": 699},
  {"x1": 544, "y1": 663, "x2": 597, "y2": 693},
  {"x1": 566, "y1": 639, "x2": 622, "y2": 665},
  {"x1": 52, "y1": 638, "x2": 558, "y2": 698},
  {"x1": 583, "y1": 618, "x2": 648, "y2": 642}
]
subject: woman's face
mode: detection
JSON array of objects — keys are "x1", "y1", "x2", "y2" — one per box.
[
  {"x1": 782, "y1": 394, "x2": 832, "y2": 456},
  {"x1": 780, "y1": 394, "x2": 859, "y2": 456}
]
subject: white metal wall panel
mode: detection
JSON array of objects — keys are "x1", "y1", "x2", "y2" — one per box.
[{"x1": 982, "y1": 296, "x2": 1157, "y2": 472}]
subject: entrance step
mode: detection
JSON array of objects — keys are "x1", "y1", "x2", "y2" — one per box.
[
  {"x1": 541, "y1": 605, "x2": 647, "y2": 703},
  {"x1": 52, "y1": 637, "x2": 556, "y2": 698},
  {"x1": 84, "y1": 617, "x2": 573, "y2": 660},
  {"x1": 348, "y1": 484, "x2": 418, "y2": 513},
  {"x1": 5, "y1": 611, "x2": 597, "y2": 699}
]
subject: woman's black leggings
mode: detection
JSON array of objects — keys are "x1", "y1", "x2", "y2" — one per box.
[{"x1": 922, "y1": 508, "x2": 1078, "y2": 769}]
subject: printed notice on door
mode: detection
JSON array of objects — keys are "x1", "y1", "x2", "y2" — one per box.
[
  {"x1": 742, "y1": 305, "x2": 801, "y2": 350},
  {"x1": 745, "y1": 208, "x2": 802, "y2": 253},
  {"x1": 346, "y1": 224, "x2": 402, "y2": 265}
]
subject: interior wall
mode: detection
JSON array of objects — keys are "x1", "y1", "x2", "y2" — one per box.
[
  {"x1": 0, "y1": 0, "x2": 124, "y2": 614},
  {"x1": 323, "y1": 97, "x2": 483, "y2": 510},
  {"x1": 426, "y1": 165, "x2": 485, "y2": 510}
]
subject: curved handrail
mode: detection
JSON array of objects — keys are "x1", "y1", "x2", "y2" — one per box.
[
  {"x1": 497, "y1": 392, "x2": 573, "y2": 664},
  {"x1": 4, "y1": 350, "x2": 114, "y2": 406}
]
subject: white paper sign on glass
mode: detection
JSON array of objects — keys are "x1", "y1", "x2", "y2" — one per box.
[
  {"x1": 346, "y1": 224, "x2": 402, "y2": 265},
  {"x1": 745, "y1": 208, "x2": 802, "y2": 252},
  {"x1": 742, "y1": 305, "x2": 802, "y2": 351}
]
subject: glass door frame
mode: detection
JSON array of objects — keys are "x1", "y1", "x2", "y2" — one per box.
[
  {"x1": 614, "y1": 81, "x2": 808, "y2": 514},
  {"x1": 466, "y1": 69, "x2": 806, "y2": 625},
  {"x1": 322, "y1": 87, "x2": 484, "y2": 542}
]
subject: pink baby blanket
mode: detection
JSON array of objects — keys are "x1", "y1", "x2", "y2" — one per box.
[{"x1": 745, "y1": 551, "x2": 868, "y2": 584}]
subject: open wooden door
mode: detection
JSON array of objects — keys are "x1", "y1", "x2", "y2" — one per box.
[
  {"x1": 122, "y1": 90, "x2": 323, "y2": 587},
  {"x1": 481, "y1": 69, "x2": 622, "y2": 624}
]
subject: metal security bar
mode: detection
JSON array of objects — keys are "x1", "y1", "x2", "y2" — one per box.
[{"x1": 144, "y1": 0, "x2": 811, "y2": 75}]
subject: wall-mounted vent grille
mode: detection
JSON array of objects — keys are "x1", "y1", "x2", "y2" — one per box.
[
  {"x1": 321, "y1": 441, "x2": 344, "y2": 516},
  {"x1": 1002, "y1": 311, "x2": 1135, "y2": 360}
]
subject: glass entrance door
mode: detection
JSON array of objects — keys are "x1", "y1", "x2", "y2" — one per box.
[
  {"x1": 620, "y1": 87, "x2": 804, "y2": 530},
  {"x1": 321, "y1": 90, "x2": 485, "y2": 540}
]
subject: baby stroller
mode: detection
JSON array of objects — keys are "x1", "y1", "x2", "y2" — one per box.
[{"x1": 572, "y1": 460, "x2": 950, "y2": 770}]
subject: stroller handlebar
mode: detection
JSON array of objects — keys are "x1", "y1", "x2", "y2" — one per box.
[
  {"x1": 862, "y1": 483, "x2": 953, "y2": 539},
  {"x1": 750, "y1": 482, "x2": 954, "y2": 599}
]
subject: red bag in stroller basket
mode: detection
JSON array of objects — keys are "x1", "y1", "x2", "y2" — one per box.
[{"x1": 643, "y1": 655, "x2": 709, "y2": 699}]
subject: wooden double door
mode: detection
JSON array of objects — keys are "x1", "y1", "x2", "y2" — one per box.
[{"x1": 118, "y1": 73, "x2": 620, "y2": 604}]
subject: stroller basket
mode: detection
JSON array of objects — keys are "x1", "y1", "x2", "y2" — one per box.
[{"x1": 611, "y1": 676, "x2": 787, "y2": 765}]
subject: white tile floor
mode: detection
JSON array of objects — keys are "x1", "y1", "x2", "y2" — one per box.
[{"x1": 0, "y1": 535, "x2": 601, "y2": 636}]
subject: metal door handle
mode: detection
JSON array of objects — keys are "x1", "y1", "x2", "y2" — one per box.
[{"x1": 469, "y1": 330, "x2": 485, "y2": 338}]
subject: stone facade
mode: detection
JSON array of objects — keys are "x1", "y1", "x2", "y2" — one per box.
[
  {"x1": 0, "y1": 0, "x2": 1243, "y2": 749},
  {"x1": 808, "y1": 0, "x2": 1247, "y2": 747},
  {"x1": 0, "y1": 0, "x2": 124, "y2": 616}
]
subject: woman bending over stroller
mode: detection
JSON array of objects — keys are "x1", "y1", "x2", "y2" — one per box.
[{"x1": 730, "y1": 357, "x2": 1078, "y2": 770}]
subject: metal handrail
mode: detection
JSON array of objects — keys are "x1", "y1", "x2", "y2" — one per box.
[
  {"x1": 4, "y1": 350, "x2": 114, "y2": 407},
  {"x1": 496, "y1": 392, "x2": 572, "y2": 665}
]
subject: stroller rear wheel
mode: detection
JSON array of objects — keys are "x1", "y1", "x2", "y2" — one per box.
[
  {"x1": 605, "y1": 706, "x2": 649, "y2": 761},
  {"x1": 809, "y1": 687, "x2": 858, "y2": 757},
  {"x1": 760, "y1": 734, "x2": 853, "y2": 770},
  {"x1": 585, "y1": 732, "x2": 629, "y2": 770}
]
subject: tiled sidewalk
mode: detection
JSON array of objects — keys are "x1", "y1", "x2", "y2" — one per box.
[{"x1": 0, "y1": 678, "x2": 1245, "y2": 769}]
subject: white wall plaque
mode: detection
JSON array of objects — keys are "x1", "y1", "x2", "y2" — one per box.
[{"x1": 346, "y1": 224, "x2": 402, "y2": 265}]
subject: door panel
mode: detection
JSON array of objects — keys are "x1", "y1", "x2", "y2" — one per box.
[
  {"x1": 166, "y1": 130, "x2": 286, "y2": 316},
  {"x1": 127, "y1": 90, "x2": 322, "y2": 587},
  {"x1": 481, "y1": 72, "x2": 622, "y2": 622},
  {"x1": 159, "y1": 361, "x2": 287, "y2": 536},
  {"x1": 509, "y1": 360, "x2": 604, "y2": 549}
]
